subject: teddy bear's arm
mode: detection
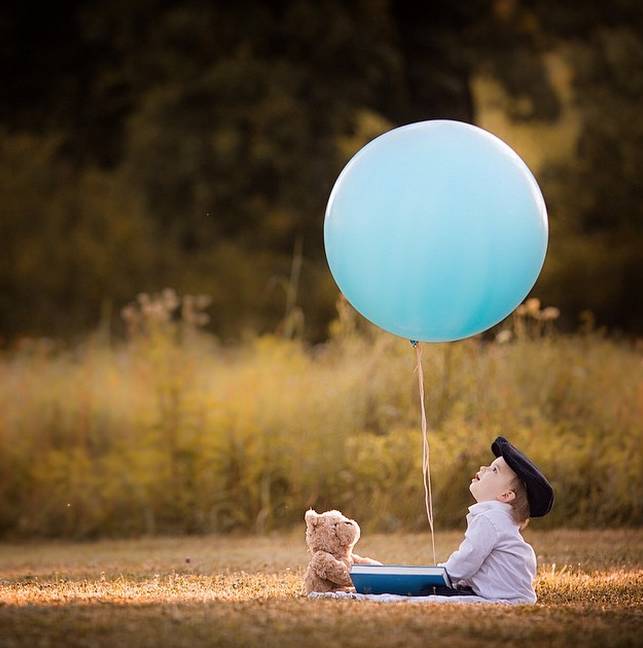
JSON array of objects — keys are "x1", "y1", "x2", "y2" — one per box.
[
  {"x1": 352, "y1": 553, "x2": 383, "y2": 566},
  {"x1": 310, "y1": 552, "x2": 352, "y2": 586}
]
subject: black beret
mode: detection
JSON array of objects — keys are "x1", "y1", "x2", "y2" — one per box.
[{"x1": 491, "y1": 436, "x2": 554, "y2": 518}]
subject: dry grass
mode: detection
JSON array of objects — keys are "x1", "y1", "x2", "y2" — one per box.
[
  {"x1": 0, "y1": 529, "x2": 641, "y2": 647},
  {"x1": 2, "y1": 322, "x2": 641, "y2": 538}
]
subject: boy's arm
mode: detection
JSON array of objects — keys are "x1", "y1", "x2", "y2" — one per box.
[{"x1": 437, "y1": 515, "x2": 498, "y2": 581}]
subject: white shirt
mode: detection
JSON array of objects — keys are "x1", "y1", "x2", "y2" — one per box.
[{"x1": 437, "y1": 500, "x2": 538, "y2": 604}]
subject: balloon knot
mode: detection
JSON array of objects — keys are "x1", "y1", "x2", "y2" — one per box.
[{"x1": 410, "y1": 340, "x2": 418, "y2": 347}]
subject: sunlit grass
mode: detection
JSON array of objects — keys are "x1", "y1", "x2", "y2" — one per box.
[{"x1": 0, "y1": 530, "x2": 641, "y2": 647}]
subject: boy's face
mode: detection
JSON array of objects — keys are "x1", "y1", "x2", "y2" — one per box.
[{"x1": 469, "y1": 456, "x2": 518, "y2": 504}]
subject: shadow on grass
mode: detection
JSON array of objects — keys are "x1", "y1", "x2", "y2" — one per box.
[{"x1": 0, "y1": 597, "x2": 641, "y2": 648}]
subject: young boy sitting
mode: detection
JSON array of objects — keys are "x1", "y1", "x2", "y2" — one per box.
[{"x1": 436, "y1": 436, "x2": 554, "y2": 604}]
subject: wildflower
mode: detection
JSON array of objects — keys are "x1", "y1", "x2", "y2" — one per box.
[
  {"x1": 540, "y1": 307, "x2": 560, "y2": 321},
  {"x1": 525, "y1": 298, "x2": 541, "y2": 316},
  {"x1": 162, "y1": 288, "x2": 180, "y2": 311}
]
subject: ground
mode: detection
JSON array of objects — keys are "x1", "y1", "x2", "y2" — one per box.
[{"x1": 0, "y1": 528, "x2": 641, "y2": 647}]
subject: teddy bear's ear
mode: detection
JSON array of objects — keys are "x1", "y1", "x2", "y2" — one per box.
[{"x1": 305, "y1": 509, "x2": 319, "y2": 526}]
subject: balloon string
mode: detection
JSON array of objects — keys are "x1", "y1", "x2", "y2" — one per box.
[{"x1": 413, "y1": 341, "x2": 436, "y2": 565}]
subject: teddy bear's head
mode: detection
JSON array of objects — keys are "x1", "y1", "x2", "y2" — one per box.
[{"x1": 304, "y1": 509, "x2": 361, "y2": 556}]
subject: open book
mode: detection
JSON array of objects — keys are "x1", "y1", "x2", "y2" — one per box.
[{"x1": 349, "y1": 564, "x2": 453, "y2": 596}]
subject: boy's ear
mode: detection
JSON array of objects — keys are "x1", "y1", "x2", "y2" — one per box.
[{"x1": 500, "y1": 490, "x2": 516, "y2": 503}]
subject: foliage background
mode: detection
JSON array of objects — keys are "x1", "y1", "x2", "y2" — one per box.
[
  {"x1": 1, "y1": 0, "x2": 642, "y2": 342},
  {"x1": 0, "y1": 2, "x2": 641, "y2": 539},
  {"x1": 0, "y1": 295, "x2": 639, "y2": 538}
]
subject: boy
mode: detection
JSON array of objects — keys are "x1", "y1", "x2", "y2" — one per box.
[{"x1": 436, "y1": 436, "x2": 555, "y2": 604}]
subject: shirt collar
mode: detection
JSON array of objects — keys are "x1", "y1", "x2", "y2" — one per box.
[{"x1": 468, "y1": 499, "x2": 515, "y2": 516}]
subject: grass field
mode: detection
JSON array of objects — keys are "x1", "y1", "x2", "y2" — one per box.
[{"x1": 0, "y1": 528, "x2": 641, "y2": 647}]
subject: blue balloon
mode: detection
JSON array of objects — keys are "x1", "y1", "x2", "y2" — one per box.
[{"x1": 324, "y1": 120, "x2": 548, "y2": 342}]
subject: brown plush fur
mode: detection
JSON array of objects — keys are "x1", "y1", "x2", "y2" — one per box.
[{"x1": 302, "y1": 509, "x2": 382, "y2": 595}]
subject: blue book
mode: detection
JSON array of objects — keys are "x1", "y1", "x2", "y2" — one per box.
[{"x1": 349, "y1": 564, "x2": 453, "y2": 596}]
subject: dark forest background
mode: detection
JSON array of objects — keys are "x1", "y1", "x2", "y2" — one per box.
[{"x1": 1, "y1": 0, "x2": 642, "y2": 343}]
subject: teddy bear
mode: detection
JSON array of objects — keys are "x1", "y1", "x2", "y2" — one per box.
[{"x1": 303, "y1": 508, "x2": 382, "y2": 595}]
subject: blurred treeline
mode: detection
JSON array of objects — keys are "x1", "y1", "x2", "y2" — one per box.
[
  {"x1": 0, "y1": 292, "x2": 640, "y2": 538},
  {"x1": 1, "y1": 0, "x2": 642, "y2": 343}
]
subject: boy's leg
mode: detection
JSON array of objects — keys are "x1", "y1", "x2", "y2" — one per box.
[{"x1": 426, "y1": 585, "x2": 477, "y2": 597}]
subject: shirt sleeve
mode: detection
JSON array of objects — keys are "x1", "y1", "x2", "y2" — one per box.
[{"x1": 437, "y1": 514, "x2": 498, "y2": 581}]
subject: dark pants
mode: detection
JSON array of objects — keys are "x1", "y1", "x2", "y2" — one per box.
[{"x1": 423, "y1": 585, "x2": 477, "y2": 597}]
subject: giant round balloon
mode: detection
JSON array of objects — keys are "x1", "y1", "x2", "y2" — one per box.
[{"x1": 324, "y1": 120, "x2": 548, "y2": 342}]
